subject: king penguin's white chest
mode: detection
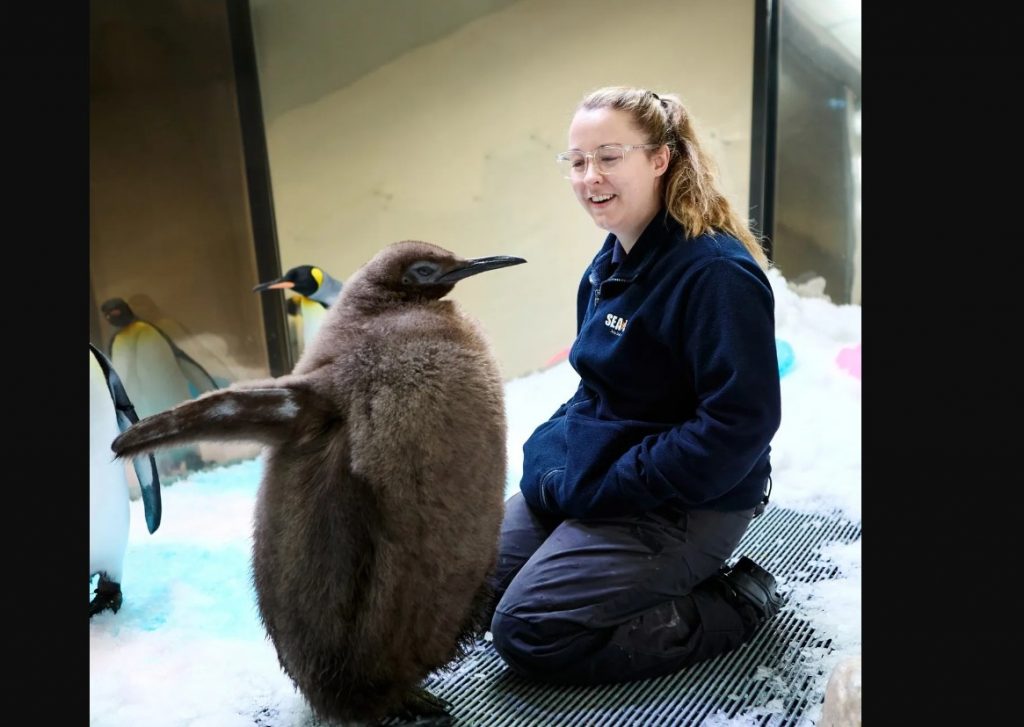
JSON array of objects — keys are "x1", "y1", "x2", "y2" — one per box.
[{"x1": 89, "y1": 352, "x2": 130, "y2": 580}]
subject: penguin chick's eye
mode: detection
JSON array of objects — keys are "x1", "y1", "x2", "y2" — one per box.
[{"x1": 403, "y1": 261, "x2": 442, "y2": 285}]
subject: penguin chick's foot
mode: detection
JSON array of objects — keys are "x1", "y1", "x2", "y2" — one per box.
[
  {"x1": 89, "y1": 577, "x2": 123, "y2": 617},
  {"x1": 386, "y1": 686, "x2": 454, "y2": 725}
]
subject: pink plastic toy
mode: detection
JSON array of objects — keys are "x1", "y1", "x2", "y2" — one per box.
[
  {"x1": 836, "y1": 343, "x2": 861, "y2": 380},
  {"x1": 545, "y1": 346, "x2": 571, "y2": 367}
]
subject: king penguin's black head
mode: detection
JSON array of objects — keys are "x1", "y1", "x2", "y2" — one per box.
[
  {"x1": 253, "y1": 265, "x2": 324, "y2": 297},
  {"x1": 100, "y1": 298, "x2": 137, "y2": 328},
  {"x1": 361, "y1": 241, "x2": 526, "y2": 302}
]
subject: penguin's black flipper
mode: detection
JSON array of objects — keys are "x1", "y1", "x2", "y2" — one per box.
[
  {"x1": 174, "y1": 351, "x2": 220, "y2": 396},
  {"x1": 90, "y1": 344, "x2": 163, "y2": 533},
  {"x1": 133, "y1": 450, "x2": 163, "y2": 534},
  {"x1": 148, "y1": 324, "x2": 220, "y2": 396}
]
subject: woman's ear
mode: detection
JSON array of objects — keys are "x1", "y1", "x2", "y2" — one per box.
[{"x1": 652, "y1": 145, "x2": 671, "y2": 177}]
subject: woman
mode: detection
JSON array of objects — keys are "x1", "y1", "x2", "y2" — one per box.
[{"x1": 488, "y1": 87, "x2": 784, "y2": 685}]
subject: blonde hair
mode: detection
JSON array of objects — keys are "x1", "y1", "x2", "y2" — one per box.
[{"x1": 578, "y1": 86, "x2": 769, "y2": 269}]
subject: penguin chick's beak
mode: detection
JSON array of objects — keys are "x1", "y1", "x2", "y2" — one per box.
[
  {"x1": 437, "y1": 256, "x2": 527, "y2": 283},
  {"x1": 253, "y1": 279, "x2": 296, "y2": 293}
]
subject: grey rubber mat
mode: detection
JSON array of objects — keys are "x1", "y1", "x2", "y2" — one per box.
[{"x1": 411, "y1": 505, "x2": 860, "y2": 726}]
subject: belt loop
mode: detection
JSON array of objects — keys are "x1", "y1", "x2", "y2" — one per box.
[{"x1": 753, "y1": 475, "x2": 772, "y2": 518}]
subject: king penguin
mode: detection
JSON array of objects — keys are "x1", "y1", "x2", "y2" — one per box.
[
  {"x1": 90, "y1": 343, "x2": 162, "y2": 617},
  {"x1": 253, "y1": 265, "x2": 343, "y2": 358},
  {"x1": 101, "y1": 298, "x2": 218, "y2": 479},
  {"x1": 112, "y1": 242, "x2": 525, "y2": 724}
]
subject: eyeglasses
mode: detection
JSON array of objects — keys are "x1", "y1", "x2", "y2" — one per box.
[{"x1": 555, "y1": 143, "x2": 661, "y2": 179}]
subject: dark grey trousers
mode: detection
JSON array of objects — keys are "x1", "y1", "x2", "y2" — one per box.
[{"x1": 488, "y1": 493, "x2": 757, "y2": 685}]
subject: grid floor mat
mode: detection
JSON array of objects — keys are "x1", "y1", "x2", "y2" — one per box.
[{"x1": 393, "y1": 505, "x2": 860, "y2": 726}]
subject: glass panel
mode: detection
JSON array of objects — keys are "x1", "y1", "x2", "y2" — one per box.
[
  {"x1": 772, "y1": 0, "x2": 861, "y2": 304},
  {"x1": 90, "y1": 0, "x2": 267, "y2": 482}
]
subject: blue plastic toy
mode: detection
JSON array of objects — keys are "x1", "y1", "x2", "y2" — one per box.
[{"x1": 776, "y1": 338, "x2": 795, "y2": 377}]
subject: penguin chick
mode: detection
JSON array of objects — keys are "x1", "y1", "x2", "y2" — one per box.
[{"x1": 112, "y1": 241, "x2": 526, "y2": 724}]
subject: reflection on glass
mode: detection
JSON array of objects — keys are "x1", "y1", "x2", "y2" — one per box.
[
  {"x1": 772, "y1": 0, "x2": 861, "y2": 304},
  {"x1": 90, "y1": 0, "x2": 269, "y2": 484}
]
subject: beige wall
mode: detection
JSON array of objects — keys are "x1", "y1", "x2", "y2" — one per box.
[{"x1": 254, "y1": 0, "x2": 755, "y2": 380}]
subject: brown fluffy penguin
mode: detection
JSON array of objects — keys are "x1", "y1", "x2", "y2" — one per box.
[{"x1": 111, "y1": 241, "x2": 526, "y2": 725}]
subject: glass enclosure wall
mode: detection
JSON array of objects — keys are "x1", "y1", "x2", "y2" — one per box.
[
  {"x1": 90, "y1": 0, "x2": 267, "y2": 481},
  {"x1": 772, "y1": 0, "x2": 861, "y2": 304}
]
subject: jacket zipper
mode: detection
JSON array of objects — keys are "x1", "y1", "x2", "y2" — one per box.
[{"x1": 594, "y1": 276, "x2": 629, "y2": 305}]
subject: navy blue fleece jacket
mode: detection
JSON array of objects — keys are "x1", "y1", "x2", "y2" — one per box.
[{"x1": 519, "y1": 211, "x2": 781, "y2": 518}]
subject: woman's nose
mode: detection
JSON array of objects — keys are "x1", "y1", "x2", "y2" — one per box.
[{"x1": 582, "y1": 158, "x2": 604, "y2": 183}]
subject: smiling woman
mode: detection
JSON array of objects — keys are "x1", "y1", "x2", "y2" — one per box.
[{"x1": 485, "y1": 85, "x2": 784, "y2": 687}]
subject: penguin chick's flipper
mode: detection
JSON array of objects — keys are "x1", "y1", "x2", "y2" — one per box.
[
  {"x1": 90, "y1": 343, "x2": 164, "y2": 533},
  {"x1": 89, "y1": 575, "x2": 123, "y2": 618},
  {"x1": 111, "y1": 382, "x2": 321, "y2": 461}
]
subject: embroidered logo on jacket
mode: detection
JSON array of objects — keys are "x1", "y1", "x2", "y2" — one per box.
[{"x1": 605, "y1": 314, "x2": 628, "y2": 335}]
